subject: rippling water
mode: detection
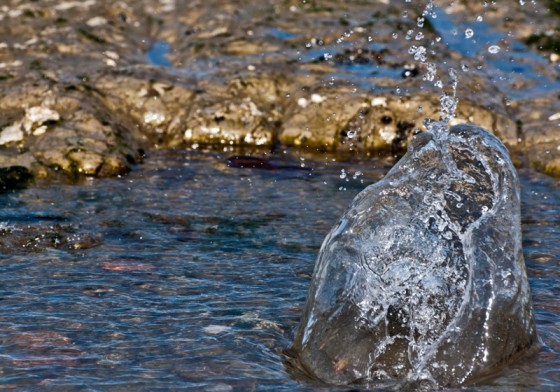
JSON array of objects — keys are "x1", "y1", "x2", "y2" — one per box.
[{"x1": 0, "y1": 149, "x2": 558, "y2": 390}]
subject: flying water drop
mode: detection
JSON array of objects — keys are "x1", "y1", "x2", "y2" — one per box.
[
  {"x1": 464, "y1": 28, "x2": 474, "y2": 39},
  {"x1": 488, "y1": 45, "x2": 501, "y2": 54}
]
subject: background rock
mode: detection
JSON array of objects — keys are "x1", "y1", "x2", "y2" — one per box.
[{"x1": 0, "y1": 0, "x2": 558, "y2": 184}]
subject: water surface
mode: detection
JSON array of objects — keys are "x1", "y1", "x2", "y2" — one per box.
[{"x1": 0, "y1": 149, "x2": 558, "y2": 390}]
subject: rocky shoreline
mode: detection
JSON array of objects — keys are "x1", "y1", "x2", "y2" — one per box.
[{"x1": 0, "y1": 0, "x2": 559, "y2": 190}]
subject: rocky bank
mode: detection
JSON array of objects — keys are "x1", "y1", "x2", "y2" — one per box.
[{"x1": 0, "y1": 0, "x2": 559, "y2": 189}]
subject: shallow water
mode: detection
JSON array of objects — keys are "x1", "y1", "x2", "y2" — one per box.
[{"x1": 0, "y1": 149, "x2": 558, "y2": 391}]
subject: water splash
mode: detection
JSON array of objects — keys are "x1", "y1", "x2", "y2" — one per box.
[
  {"x1": 488, "y1": 45, "x2": 501, "y2": 54},
  {"x1": 403, "y1": 1, "x2": 460, "y2": 138},
  {"x1": 288, "y1": 124, "x2": 538, "y2": 388}
]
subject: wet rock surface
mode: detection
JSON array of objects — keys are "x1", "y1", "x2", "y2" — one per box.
[
  {"x1": 287, "y1": 124, "x2": 538, "y2": 387},
  {"x1": 0, "y1": 0, "x2": 558, "y2": 182}
]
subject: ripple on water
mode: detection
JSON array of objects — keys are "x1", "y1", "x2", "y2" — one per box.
[{"x1": 0, "y1": 150, "x2": 558, "y2": 390}]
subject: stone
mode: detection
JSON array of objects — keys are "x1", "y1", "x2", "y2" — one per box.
[
  {"x1": 0, "y1": 0, "x2": 557, "y2": 179},
  {"x1": 185, "y1": 95, "x2": 274, "y2": 146},
  {"x1": 280, "y1": 90, "x2": 369, "y2": 151},
  {"x1": 279, "y1": 91, "x2": 515, "y2": 155},
  {"x1": 287, "y1": 124, "x2": 537, "y2": 388}
]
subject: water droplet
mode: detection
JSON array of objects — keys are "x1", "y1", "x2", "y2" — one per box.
[
  {"x1": 340, "y1": 169, "x2": 347, "y2": 179},
  {"x1": 440, "y1": 94, "x2": 458, "y2": 120},
  {"x1": 415, "y1": 32, "x2": 424, "y2": 41},
  {"x1": 402, "y1": 64, "x2": 419, "y2": 78},
  {"x1": 476, "y1": 15, "x2": 483, "y2": 22},
  {"x1": 449, "y1": 68, "x2": 458, "y2": 80},
  {"x1": 409, "y1": 45, "x2": 427, "y2": 61},
  {"x1": 464, "y1": 28, "x2": 474, "y2": 39},
  {"x1": 488, "y1": 45, "x2": 501, "y2": 54},
  {"x1": 424, "y1": 62, "x2": 437, "y2": 82},
  {"x1": 352, "y1": 170, "x2": 363, "y2": 180},
  {"x1": 392, "y1": 33, "x2": 399, "y2": 39},
  {"x1": 417, "y1": 17, "x2": 425, "y2": 28}
]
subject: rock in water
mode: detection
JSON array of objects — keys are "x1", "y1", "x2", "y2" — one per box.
[{"x1": 288, "y1": 124, "x2": 537, "y2": 387}]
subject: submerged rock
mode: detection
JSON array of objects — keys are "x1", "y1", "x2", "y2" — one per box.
[
  {"x1": 227, "y1": 156, "x2": 276, "y2": 170},
  {"x1": 226, "y1": 155, "x2": 311, "y2": 171},
  {"x1": 288, "y1": 124, "x2": 537, "y2": 387}
]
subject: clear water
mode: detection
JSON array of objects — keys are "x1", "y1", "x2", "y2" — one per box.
[
  {"x1": 427, "y1": 7, "x2": 560, "y2": 100},
  {"x1": 146, "y1": 40, "x2": 172, "y2": 67},
  {"x1": 0, "y1": 149, "x2": 558, "y2": 390}
]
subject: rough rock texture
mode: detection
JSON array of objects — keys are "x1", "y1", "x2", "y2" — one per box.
[
  {"x1": 0, "y1": 0, "x2": 558, "y2": 182},
  {"x1": 288, "y1": 124, "x2": 538, "y2": 388},
  {"x1": 513, "y1": 93, "x2": 560, "y2": 176},
  {"x1": 280, "y1": 90, "x2": 517, "y2": 155}
]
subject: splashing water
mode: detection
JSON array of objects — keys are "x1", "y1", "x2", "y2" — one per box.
[
  {"x1": 403, "y1": 1, "x2": 460, "y2": 140},
  {"x1": 289, "y1": 1, "x2": 543, "y2": 388},
  {"x1": 288, "y1": 124, "x2": 538, "y2": 388},
  {"x1": 410, "y1": 0, "x2": 538, "y2": 138}
]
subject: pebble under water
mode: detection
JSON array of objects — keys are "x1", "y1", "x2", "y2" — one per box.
[{"x1": 0, "y1": 149, "x2": 558, "y2": 391}]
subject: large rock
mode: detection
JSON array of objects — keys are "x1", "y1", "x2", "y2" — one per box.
[
  {"x1": 279, "y1": 91, "x2": 517, "y2": 155},
  {"x1": 0, "y1": 0, "x2": 557, "y2": 180},
  {"x1": 288, "y1": 124, "x2": 537, "y2": 387}
]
